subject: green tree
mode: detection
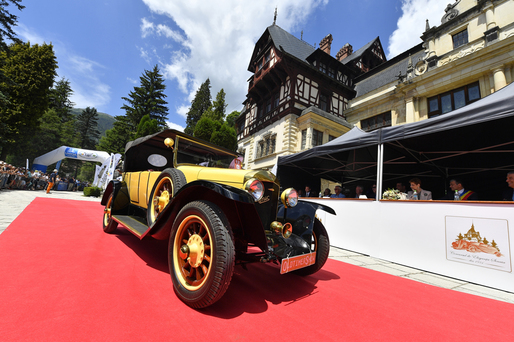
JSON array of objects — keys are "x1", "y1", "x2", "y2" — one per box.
[
  {"x1": 0, "y1": 0, "x2": 25, "y2": 103},
  {"x1": 0, "y1": 41, "x2": 58, "y2": 160},
  {"x1": 225, "y1": 110, "x2": 240, "y2": 128},
  {"x1": 49, "y1": 77, "x2": 74, "y2": 123},
  {"x1": 193, "y1": 116, "x2": 221, "y2": 142},
  {"x1": 135, "y1": 114, "x2": 159, "y2": 138},
  {"x1": 211, "y1": 123, "x2": 237, "y2": 151},
  {"x1": 203, "y1": 88, "x2": 227, "y2": 122},
  {"x1": 97, "y1": 116, "x2": 132, "y2": 155},
  {"x1": 184, "y1": 78, "x2": 211, "y2": 135},
  {"x1": 121, "y1": 65, "x2": 168, "y2": 130},
  {"x1": 76, "y1": 107, "x2": 101, "y2": 149}
]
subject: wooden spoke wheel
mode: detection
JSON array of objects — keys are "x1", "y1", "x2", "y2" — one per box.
[
  {"x1": 102, "y1": 193, "x2": 118, "y2": 233},
  {"x1": 147, "y1": 168, "x2": 185, "y2": 226},
  {"x1": 293, "y1": 218, "x2": 330, "y2": 276},
  {"x1": 169, "y1": 200, "x2": 235, "y2": 308}
]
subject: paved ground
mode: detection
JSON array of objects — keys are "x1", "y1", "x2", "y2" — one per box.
[{"x1": 1, "y1": 188, "x2": 513, "y2": 304}]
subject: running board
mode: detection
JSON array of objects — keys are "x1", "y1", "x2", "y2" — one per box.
[{"x1": 112, "y1": 215, "x2": 148, "y2": 238}]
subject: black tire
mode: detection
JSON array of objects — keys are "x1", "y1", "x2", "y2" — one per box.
[
  {"x1": 293, "y1": 218, "x2": 330, "y2": 276},
  {"x1": 147, "y1": 168, "x2": 186, "y2": 226},
  {"x1": 169, "y1": 200, "x2": 235, "y2": 309},
  {"x1": 102, "y1": 193, "x2": 118, "y2": 233}
]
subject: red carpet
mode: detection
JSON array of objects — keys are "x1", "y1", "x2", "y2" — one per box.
[{"x1": 1, "y1": 198, "x2": 513, "y2": 341}]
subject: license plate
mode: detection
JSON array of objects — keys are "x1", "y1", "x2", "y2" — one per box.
[{"x1": 280, "y1": 252, "x2": 316, "y2": 274}]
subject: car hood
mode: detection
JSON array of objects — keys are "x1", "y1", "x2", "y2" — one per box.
[{"x1": 177, "y1": 165, "x2": 277, "y2": 189}]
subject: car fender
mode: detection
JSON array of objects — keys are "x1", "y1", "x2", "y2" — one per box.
[
  {"x1": 144, "y1": 181, "x2": 269, "y2": 251},
  {"x1": 100, "y1": 180, "x2": 121, "y2": 205},
  {"x1": 277, "y1": 200, "x2": 335, "y2": 240}
]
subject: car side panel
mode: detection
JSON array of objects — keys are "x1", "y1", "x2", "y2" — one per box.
[{"x1": 125, "y1": 171, "x2": 160, "y2": 209}]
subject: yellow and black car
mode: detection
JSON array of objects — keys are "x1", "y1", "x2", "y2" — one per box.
[{"x1": 101, "y1": 129, "x2": 335, "y2": 308}]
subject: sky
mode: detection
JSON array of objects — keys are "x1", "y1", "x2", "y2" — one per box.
[{"x1": 13, "y1": 0, "x2": 449, "y2": 131}]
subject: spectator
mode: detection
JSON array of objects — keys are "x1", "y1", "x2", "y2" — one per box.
[
  {"x1": 366, "y1": 184, "x2": 377, "y2": 200},
  {"x1": 304, "y1": 186, "x2": 313, "y2": 197},
  {"x1": 330, "y1": 185, "x2": 346, "y2": 198},
  {"x1": 396, "y1": 182, "x2": 408, "y2": 194},
  {"x1": 355, "y1": 185, "x2": 365, "y2": 198},
  {"x1": 503, "y1": 171, "x2": 514, "y2": 201},
  {"x1": 323, "y1": 188, "x2": 331, "y2": 197},
  {"x1": 407, "y1": 178, "x2": 432, "y2": 200},
  {"x1": 442, "y1": 178, "x2": 478, "y2": 200}
]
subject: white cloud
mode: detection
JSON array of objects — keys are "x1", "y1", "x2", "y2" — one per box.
[
  {"x1": 141, "y1": 17, "x2": 184, "y2": 42},
  {"x1": 141, "y1": 0, "x2": 328, "y2": 117},
  {"x1": 15, "y1": 23, "x2": 111, "y2": 110},
  {"x1": 176, "y1": 104, "x2": 189, "y2": 119},
  {"x1": 387, "y1": 0, "x2": 448, "y2": 58},
  {"x1": 166, "y1": 121, "x2": 185, "y2": 131}
]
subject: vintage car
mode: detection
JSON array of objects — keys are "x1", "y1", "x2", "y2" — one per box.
[{"x1": 101, "y1": 129, "x2": 335, "y2": 308}]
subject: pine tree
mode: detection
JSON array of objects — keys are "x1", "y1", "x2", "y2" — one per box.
[
  {"x1": 184, "y1": 78, "x2": 211, "y2": 135},
  {"x1": 76, "y1": 107, "x2": 101, "y2": 150},
  {"x1": 121, "y1": 65, "x2": 168, "y2": 130},
  {"x1": 49, "y1": 77, "x2": 74, "y2": 123},
  {"x1": 203, "y1": 88, "x2": 227, "y2": 122}
]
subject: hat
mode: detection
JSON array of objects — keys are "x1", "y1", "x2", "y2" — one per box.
[{"x1": 53, "y1": 169, "x2": 58, "y2": 172}]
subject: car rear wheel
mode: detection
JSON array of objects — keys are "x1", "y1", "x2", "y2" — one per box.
[
  {"x1": 147, "y1": 168, "x2": 186, "y2": 226},
  {"x1": 169, "y1": 200, "x2": 235, "y2": 309},
  {"x1": 293, "y1": 218, "x2": 330, "y2": 276},
  {"x1": 102, "y1": 193, "x2": 118, "y2": 233}
]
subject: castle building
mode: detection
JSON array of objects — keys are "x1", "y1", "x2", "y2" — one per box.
[{"x1": 237, "y1": 0, "x2": 514, "y2": 170}]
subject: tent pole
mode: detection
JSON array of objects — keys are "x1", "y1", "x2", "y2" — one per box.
[{"x1": 377, "y1": 144, "x2": 383, "y2": 200}]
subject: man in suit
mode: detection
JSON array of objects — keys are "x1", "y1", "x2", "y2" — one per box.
[
  {"x1": 407, "y1": 178, "x2": 432, "y2": 200},
  {"x1": 502, "y1": 171, "x2": 514, "y2": 201},
  {"x1": 442, "y1": 178, "x2": 478, "y2": 200},
  {"x1": 304, "y1": 186, "x2": 312, "y2": 197}
]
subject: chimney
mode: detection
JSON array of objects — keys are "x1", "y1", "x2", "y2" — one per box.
[
  {"x1": 319, "y1": 34, "x2": 333, "y2": 55},
  {"x1": 336, "y1": 43, "x2": 353, "y2": 61}
]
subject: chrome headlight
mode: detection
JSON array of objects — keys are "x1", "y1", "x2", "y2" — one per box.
[
  {"x1": 244, "y1": 178, "x2": 264, "y2": 201},
  {"x1": 281, "y1": 188, "x2": 298, "y2": 208}
]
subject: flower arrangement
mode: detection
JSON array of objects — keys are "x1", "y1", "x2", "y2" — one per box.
[{"x1": 382, "y1": 188, "x2": 406, "y2": 200}]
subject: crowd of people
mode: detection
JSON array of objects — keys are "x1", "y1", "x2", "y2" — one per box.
[
  {"x1": 297, "y1": 172, "x2": 514, "y2": 201},
  {"x1": 0, "y1": 161, "x2": 88, "y2": 192}
]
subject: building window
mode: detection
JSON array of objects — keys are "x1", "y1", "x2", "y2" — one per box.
[
  {"x1": 266, "y1": 99, "x2": 271, "y2": 113},
  {"x1": 328, "y1": 67, "x2": 335, "y2": 78},
  {"x1": 274, "y1": 92, "x2": 280, "y2": 108},
  {"x1": 312, "y1": 129, "x2": 323, "y2": 147},
  {"x1": 428, "y1": 82, "x2": 480, "y2": 117},
  {"x1": 319, "y1": 93, "x2": 329, "y2": 111},
  {"x1": 257, "y1": 135, "x2": 276, "y2": 158},
  {"x1": 452, "y1": 29, "x2": 468, "y2": 49},
  {"x1": 301, "y1": 129, "x2": 307, "y2": 149},
  {"x1": 258, "y1": 106, "x2": 264, "y2": 118},
  {"x1": 329, "y1": 135, "x2": 336, "y2": 142},
  {"x1": 319, "y1": 62, "x2": 327, "y2": 74},
  {"x1": 361, "y1": 111, "x2": 392, "y2": 132}
]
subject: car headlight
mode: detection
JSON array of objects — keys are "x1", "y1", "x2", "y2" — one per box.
[
  {"x1": 281, "y1": 188, "x2": 298, "y2": 208},
  {"x1": 244, "y1": 178, "x2": 264, "y2": 201}
]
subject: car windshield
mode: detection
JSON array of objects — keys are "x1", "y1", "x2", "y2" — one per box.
[{"x1": 176, "y1": 137, "x2": 239, "y2": 168}]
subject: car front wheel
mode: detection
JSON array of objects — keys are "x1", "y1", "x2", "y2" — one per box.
[
  {"x1": 293, "y1": 218, "x2": 330, "y2": 276},
  {"x1": 102, "y1": 193, "x2": 118, "y2": 233},
  {"x1": 169, "y1": 200, "x2": 235, "y2": 308}
]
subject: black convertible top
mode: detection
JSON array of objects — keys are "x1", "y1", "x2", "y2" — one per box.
[{"x1": 124, "y1": 129, "x2": 237, "y2": 172}]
